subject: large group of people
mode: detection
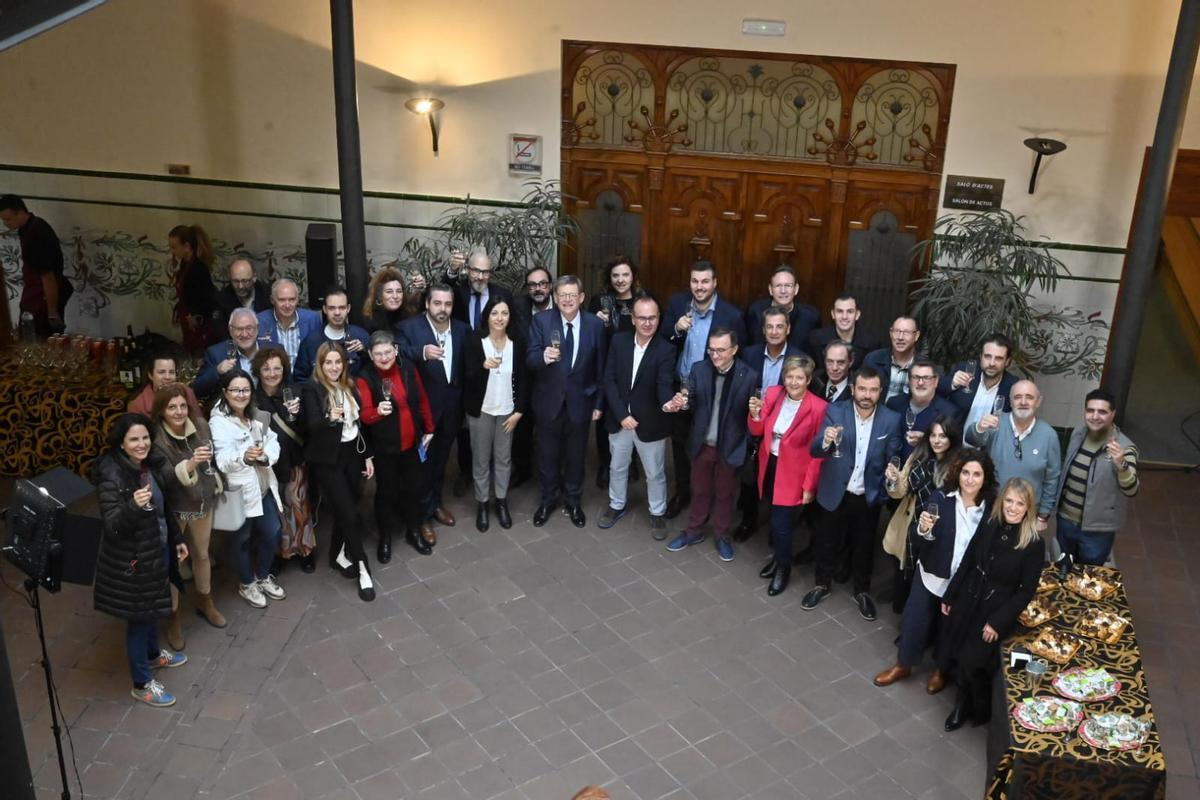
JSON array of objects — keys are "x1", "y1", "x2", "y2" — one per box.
[{"x1": 4, "y1": 201, "x2": 1135, "y2": 732}]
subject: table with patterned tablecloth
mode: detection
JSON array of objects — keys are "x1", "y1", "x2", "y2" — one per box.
[{"x1": 986, "y1": 565, "x2": 1166, "y2": 799}]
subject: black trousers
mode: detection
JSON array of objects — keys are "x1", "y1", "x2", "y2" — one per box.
[
  {"x1": 669, "y1": 408, "x2": 694, "y2": 494},
  {"x1": 311, "y1": 440, "x2": 368, "y2": 564},
  {"x1": 373, "y1": 447, "x2": 427, "y2": 537},
  {"x1": 594, "y1": 418, "x2": 611, "y2": 474},
  {"x1": 536, "y1": 407, "x2": 589, "y2": 506},
  {"x1": 815, "y1": 491, "x2": 882, "y2": 595},
  {"x1": 513, "y1": 407, "x2": 536, "y2": 476},
  {"x1": 424, "y1": 410, "x2": 462, "y2": 517}
]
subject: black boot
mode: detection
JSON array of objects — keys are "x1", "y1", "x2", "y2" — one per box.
[
  {"x1": 768, "y1": 564, "x2": 791, "y2": 597},
  {"x1": 758, "y1": 558, "x2": 776, "y2": 580},
  {"x1": 495, "y1": 498, "x2": 512, "y2": 529},
  {"x1": 476, "y1": 502, "x2": 490, "y2": 533},
  {"x1": 945, "y1": 690, "x2": 969, "y2": 732},
  {"x1": 377, "y1": 532, "x2": 392, "y2": 564}
]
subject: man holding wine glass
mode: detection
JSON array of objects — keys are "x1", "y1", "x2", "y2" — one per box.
[
  {"x1": 885, "y1": 359, "x2": 958, "y2": 459},
  {"x1": 863, "y1": 316, "x2": 922, "y2": 402},
  {"x1": 937, "y1": 333, "x2": 1018, "y2": 436}
]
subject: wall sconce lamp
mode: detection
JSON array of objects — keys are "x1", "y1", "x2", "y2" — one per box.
[
  {"x1": 1024, "y1": 137, "x2": 1066, "y2": 194},
  {"x1": 405, "y1": 97, "x2": 445, "y2": 154}
]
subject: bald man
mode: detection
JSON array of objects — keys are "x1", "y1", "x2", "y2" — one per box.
[{"x1": 216, "y1": 258, "x2": 271, "y2": 325}]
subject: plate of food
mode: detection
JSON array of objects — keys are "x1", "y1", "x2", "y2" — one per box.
[
  {"x1": 1078, "y1": 713, "x2": 1151, "y2": 751},
  {"x1": 1065, "y1": 566, "x2": 1119, "y2": 601},
  {"x1": 1037, "y1": 572, "x2": 1060, "y2": 594},
  {"x1": 1013, "y1": 695, "x2": 1085, "y2": 732},
  {"x1": 1019, "y1": 596, "x2": 1061, "y2": 628},
  {"x1": 1052, "y1": 666, "x2": 1122, "y2": 701},
  {"x1": 1029, "y1": 628, "x2": 1083, "y2": 665},
  {"x1": 1076, "y1": 609, "x2": 1130, "y2": 644}
]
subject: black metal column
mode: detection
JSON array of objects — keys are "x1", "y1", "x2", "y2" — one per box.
[
  {"x1": 0, "y1": 613, "x2": 35, "y2": 800},
  {"x1": 1108, "y1": 0, "x2": 1200, "y2": 419},
  {"x1": 329, "y1": 0, "x2": 369, "y2": 324}
]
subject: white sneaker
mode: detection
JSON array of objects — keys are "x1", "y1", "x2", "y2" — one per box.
[
  {"x1": 258, "y1": 575, "x2": 286, "y2": 601},
  {"x1": 239, "y1": 581, "x2": 267, "y2": 608}
]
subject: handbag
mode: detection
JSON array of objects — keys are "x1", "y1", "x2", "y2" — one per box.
[
  {"x1": 883, "y1": 493, "x2": 915, "y2": 564},
  {"x1": 211, "y1": 484, "x2": 246, "y2": 531}
]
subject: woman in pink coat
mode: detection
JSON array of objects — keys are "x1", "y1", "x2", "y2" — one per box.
[{"x1": 747, "y1": 355, "x2": 827, "y2": 597}]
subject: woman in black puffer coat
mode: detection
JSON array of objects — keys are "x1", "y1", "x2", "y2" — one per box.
[{"x1": 93, "y1": 413, "x2": 190, "y2": 708}]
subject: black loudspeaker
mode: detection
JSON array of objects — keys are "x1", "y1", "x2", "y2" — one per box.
[
  {"x1": 305, "y1": 223, "x2": 339, "y2": 310},
  {"x1": 9, "y1": 467, "x2": 103, "y2": 589}
]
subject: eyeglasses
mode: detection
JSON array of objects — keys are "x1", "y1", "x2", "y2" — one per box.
[
  {"x1": 231, "y1": 278, "x2": 255, "y2": 286},
  {"x1": 468, "y1": 268, "x2": 492, "y2": 277},
  {"x1": 707, "y1": 346, "x2": 734, "y2": 355},
  {"x1": 527, "y1": 280, "x2": 550, "y2": 288},
  {"x1": 226, "y1": 387, "x2": 252, "y2": 395},
  {"x1": 230, "y1": 325, "x2": 257, "y2": 334},
  {"x1": 911, "y1": 374, "x2": 937, "y2": 383},
  {"x1": 889, "y1": 328, "x2": 917, "y2": 337},
  {"x1": 556, "y1": 292, "x2": 580, "y2": 301},
  {"x1": 634, "y1": 316, "x2": 659, "y2": 324}
]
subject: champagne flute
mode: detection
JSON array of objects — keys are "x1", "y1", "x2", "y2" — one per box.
[
  {"x1": 905, "y1": 408, "x2": 917, "y2": 431},
  {"x1": 922, "y1": 502, "x2": 940, "y2": 539},
  {"x1": 887, "y1": 455, "x2": 902, "y2": 490},
  {"x1": 600, "y1": 295, "x2": 615, "y2": 327},
  {"x1": 1105, "y1": 424, "x2": 1121, "y2": 461},
  {"x1": 549, "y1": 328, "x2": 562, "y2": 360},
  {"x1": 962, "y1": 359, "x2": 978, "y2": 393},
  {"x1": 752, "y1": 387, "x2": 763, "y2": 402},
  {"x1": 381, "y1": 379, "x2": 393, "y2": 409},
  {"x1": 281, "y1": 386, "x2": 296, "y2": 420},
  {"x1": 251, "y1": 421, "x2": 265, "y2": 461},
  {"x1": 832, "y1": 425, "x2": 844, "y2": 459},
  {"x1": 679, "y1": 377, "x2": 692, "y2": 410},
  {"x1": 993, "y1": 396, "x2": 1006, "y2": 416},
  {"x1": 193, "y1": 437, "x2": 215, "y2": 476}
]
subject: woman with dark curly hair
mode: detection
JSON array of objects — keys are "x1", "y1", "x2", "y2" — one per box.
[
  {"x1": 361, "y1": 266, "x2": 411, "y2": 334},
  {"x1": 93, "y1": 413, "x2": 190, "y2": 707}
]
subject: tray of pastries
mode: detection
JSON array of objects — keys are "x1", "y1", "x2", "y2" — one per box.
[
  {"x1": 1075, "y1": 608, "x2": 1129, "y2": 644},
  {"x1": 1065, "y1": 566, "x2": 1119, "y2": 601},
  {"x1": 1029, "y1": 628, "x2": 1084, "y2": 665},
  {"x1": 1019, "y1": 595, "x2": 1061, "y2": 628},
  {"x1": 1037, "y1": 572, "x2": 1060, "y2": 594}
]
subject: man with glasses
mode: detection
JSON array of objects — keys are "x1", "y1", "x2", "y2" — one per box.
[
  {"x1": 884, "y1": 359, "x2": 957, "y2": 459},
  {"x1": 597, "y1": 296, "x2": 675, "y2": 537},
  {"x1": 967, "y1": 379, "x2": 1061, "y2": 532},
  {"x1": 256, "y1": 278, "x2": 321, "y2": 365},
  {"x1": 663, "y1": 328, "x2": 756, "y2": 562},
  {"x1": 193, "y1": 308, "x2": 271, "y2": 397},
  {"x1": 527, "y1": 275, "x2": 606, "y2": 528},
  {"x1": 216, "y1": 258, "x2": 271, "y2": 325},
  {"x1": 294, "y1": 286, "x2": 371, "y2": 382},
  {"x1": 444, "y1": 248, "x2": 515, "y2": 331},
  {"x1": 744, "y1": 265, "x2": 820, "y2": 355},
  {"x1": 863, "y1": 316, "x2": 921, "y2": 401},
  {"x1": 511, "y1": 266, "x2": 555, "y2": 486}
]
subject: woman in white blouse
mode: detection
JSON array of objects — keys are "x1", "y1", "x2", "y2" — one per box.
[
  {"x1": 464, "y1": 298, "x2": 529, "y2": 533},
  {"x1": 874, "y1": 448, "x2": 997, "y2": 693}
]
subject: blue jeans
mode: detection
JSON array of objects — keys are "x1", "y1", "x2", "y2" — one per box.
[
  {"x1": 898, "y1": 574, "x2": 940, "y2": 668},
  {"x1": 1056, "y1": 517, "x2": 1115, "y2": 566},
  {"x1": 231, "y1": 492, "x2": 282, "y2": 585},
  {"x1": 770, "y1": 504, "x2": 802, "y2": 561},
  {"x1": 127, "y1": 621, "x2": 159, "y2": 687}
]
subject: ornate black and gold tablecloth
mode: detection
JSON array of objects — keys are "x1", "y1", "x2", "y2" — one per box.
[
  {"x1": 0, "y1": 353, "x2": 129, "y2": 478},
  {"x1": 985, "y1": 566, "x2": 1166, "y2": 799}
]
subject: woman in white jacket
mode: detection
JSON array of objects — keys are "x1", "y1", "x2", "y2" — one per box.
[{"x1": 210, "y1": 368, "x2": 286, "y2": 608}]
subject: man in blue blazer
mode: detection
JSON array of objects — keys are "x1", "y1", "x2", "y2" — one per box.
[
  {"x1": 293, "y1": 287, "x2": 370, "y2": 382},
  {"x1": 801, "y1": 365, "x2": 904, "y2": 621},
  {"x1": 936, "y1": 333, "x2": 1019, "y2": 435},
  {"x1": 743, "y1": 266, "x2": 820, "y2": 356},
  {"x1": 861, "y1": 315, "x2": 921, "y2": 402},
  {"x1": 526, "y1": 275, "x2": 606, "y2": 528},
  {"x1": 398, "y1": 284, "x2": 472, "y2": 529},
  {"x1": 256, "y1": 279, "x2": 322, "y2": 366},
  {"x1": 662, "y1": 260, "x2": 746, "y2": 518},
  {"x1": 663, "y1": 327, "x2": 756, "y2": 563},
  {"x1": 884, "y1": 359, "x2": 959, "y2": 460},
  {"x1": 193, "y1": 308, "x2": 273, "y2": 398}
]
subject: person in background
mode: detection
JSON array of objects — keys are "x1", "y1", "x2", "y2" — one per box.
[
  {"x1": 746, "y1": 355, "x2": 827, "y2": 596},
  {"x1": 166, "y1": 223, "x2": 219, "y2": 353},
  {"x1": 812, "y1": 340, "x2": 853, "y2": 404},
  {"x1": 358, "y1": 331, "x2": 436, "y2": 559},
  {"x1": 510, "y1": 265, "x2": 555, "y2": 486},
  {"x1": 210, "y1": 369, "x2": 286, "y2": 609},
  {"x1": 443, "y1": 248, "x2": 516, "y2": 330},
  {"x1": 0, "y1": 194, "x2": 72, "y2": 337},
  {"x1": 875, "y1": 448, "x2": 996, "y2": 694},
  {"x1": 361, "y1": 266, "x2": 411, "y2": 334},
  {"x1": 744, "y1": 265, "x2": 820, "y2": 356},
  {"x1": 1055, "y1": 388, "x2": 1139, "y2": 565},
  {"x1": 663, "y1": 261, "x2": 747, "y2": 519},
  {"x1": 939, "y1": 477, "x2": 1044, "y2": 731},
  {"x1": 92, "y1": 413, "x2": 189, "y2": 707},
  {"x1": 150, "y1": 384, "x2": 224, "y2": 638},
  {"x1": 294, "y1": 286, "x2": 371, "y2": 381},
  {"x1": 884, "y1": 359, "x2": 958, "y2": 461},
  {"x1": 862, "y1": 315, "x2": 922, "y2": 402},
  {"x1": 937, "y1": 333, "x2": 1019, "y2": 435},
  {"x1": 807, "y1": 294, "x2": 880, "y2": 370},
  {"x1": 882, "y1": 414, "x2": 963, "y2": 615},
  {"x1": 128, "y1": 350, "x2": 201, "y2": 418},
  {"x1": 256, "y1": 279, "x2": 322, "y2": 366},
  {"x1": 215, "y1": 258, "x2": 270, "y2": 325},
  {"x1": 302, "y1": 343, "x2": 377, "y2": 601},
  {"x1": 193, "y1": 308, "x2": 269, "y2": 398},
  {"x1": 252, "y1": 346, "x2": 315, "y2": 573}
]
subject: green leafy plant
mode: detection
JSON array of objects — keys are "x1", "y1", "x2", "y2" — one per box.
[{"x1": 909, "y1": 209, "x2": 1069, "y2": 370}]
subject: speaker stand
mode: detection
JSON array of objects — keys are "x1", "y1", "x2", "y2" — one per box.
[{"x1": 24, "y1": 578, "x2": 71, "y2": 799}]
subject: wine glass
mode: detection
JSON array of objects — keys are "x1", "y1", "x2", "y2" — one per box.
[
  {"x1": 921, "y1": 502, "x2": 940, "y2": 539},
  {"x1": 962, "y1": 360, "x2": 978, "y2": 393},
  {"x1": 600, "y1": 295, "x2": 615, "y2": 327},
  {"x1": 139, "y1": 467, "x2": 155, "y2": 511},
  {"x1": 227, "y1": 341, "x2": 238, "y2": 362},
  {"x1": 1105, "y1": 424, "x2": 1121, "y2": 461},
  {"x1": 832, "y1": 425, "x2": 844, "y2": 459},
  {"x1": 281, "y1": 386, "x2": 296, "y2": 420},
  {"x1": 752, "y1": 387, "x2": 763, "y2": 402},
  {"x1": 381, "y1": 379, "x2": 393, "y2": 403},
  {"x1": 905, "y1": 408, "x2": 917, "y2": 431},
  {"x1": 251, "y1": 421, "x2": 265, "y2": 458},
  {"x1": 194, "y1": 438, "x2": 215, "y2": 476},
  {"x1": 549, "y1": 328, "x2": 562, "y2": 359},
  {"x1": 679, "y1": 378, "x2": 692, "y2": 410},
  {"x1": 993, "y1": 396, "x2": 1006, "y2": 416}
]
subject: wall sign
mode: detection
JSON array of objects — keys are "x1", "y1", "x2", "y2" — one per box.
[
  {"x1": 943, "y1": 174, "x2": 1005, "y2": 210},
  {"x1": 508, "y1": 134, "x2": 542, "y2": 176}
]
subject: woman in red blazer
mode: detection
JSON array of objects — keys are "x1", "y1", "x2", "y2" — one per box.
[{"x1": 748, "y1": 355, "x2": 827, "y2": 597}]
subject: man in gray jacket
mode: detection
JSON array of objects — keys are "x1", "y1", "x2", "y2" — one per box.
[{"x1": 1054, "y1": 388, "x2": 1139, "y2": 565}]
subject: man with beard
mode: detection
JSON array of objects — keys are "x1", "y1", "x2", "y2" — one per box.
[
  {"x1": 510, "y1": 266, "x2": 554, "y2": 485},
  {"x1": 216, "y1": 258, "x2": 271, "y2": 325},
  {"x1": 807, "y1": 294, "x2": 880, "y2": 370},
  {"x1": 398, "y1": 284, "x2": 471, "y2": 530},
  {"x1": 663, "y1": 261, "x2": 746, "y2": 518},
  {"x1": 444, "y1": 249, "x2": 516, "y2": 331},
  {"x1": 937, "y1": 333, "x2": 1019, "y2": 436},
  {"x1": 193, "y1": 308, "x2": 272, "y2": 397},
  {"x1": 294, "y1": 287, "x2": 371, "y2": 381},
  {"x1": 884, "y1": 359, "x2": 958, "y2": 459},
  {"x1": 744, "y1": 266, "x2": 820, "y2": 355},
  {"x1": 967, "y1": 378, "x2": 1061, "y2": 533},
  {"x1": 801, "y1": 366, "x2": 903, "y2": 621}
]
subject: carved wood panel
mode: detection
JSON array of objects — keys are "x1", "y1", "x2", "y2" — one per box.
[
  {"x1": 740, "y1": 174, "x2": 830, "y2": 308},
  {"x1": 655, "y1": 169, "x2": 745, "y2": 306}
]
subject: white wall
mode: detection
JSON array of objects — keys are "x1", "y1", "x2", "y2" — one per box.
[{"x1": 1, "y1": 0, "x2": 1197, "y2": 247}]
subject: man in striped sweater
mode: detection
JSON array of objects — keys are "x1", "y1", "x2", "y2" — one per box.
[{"x1": 1055, "y1": 388, "x2": 1139, "y2": 565}]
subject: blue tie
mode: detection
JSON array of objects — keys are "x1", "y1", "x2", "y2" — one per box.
[
  {"x1": 472, "y1": 292, "x2": 482, "y2": 330},
  {"x1": 564, "y1": 321, "x2": 575, "y2": 370}
]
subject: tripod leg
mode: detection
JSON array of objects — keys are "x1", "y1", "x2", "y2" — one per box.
[{"x1": 26, "y1": 582, "x2": 71, "y2": 800}]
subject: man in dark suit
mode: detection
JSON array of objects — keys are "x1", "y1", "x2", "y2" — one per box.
[
  {"x1": 663, "y1": 260, "x2": 747, "y2": 518},
  {"x1": 663, "y1": 327, "x2": 756, "y2": 563},
  {"x1": 526, "y1": 275, "x2": 607, "y2": 528},
  {"x1": 193, "y1": 308, "x2": 273, "y2": 398},
  {"x1": 294, "y1": 287, "x2": 371, "y2": 382},
  {"x1": 800, "y1": 365, "x2": 904, "y2": 621},
  {"x1": 736, "y1": 305, "x2": 803, "y2": 540},
  {"x1": 861, "y1": 315, "x2": 921, "y2": 402},
  {"x1": 744, "y1": 265, "x2": 820, "y2": 356},
  {"x1": 597, "y1": 296, "x2": 676, "y2": 538},
  {"x1": 936, "y1": 332, "x2": 1019, "y2": 435},
  {"x1": 398, "y1": 283, "x2": 471, "y2": 528},
  {"x1": 885, "y1": 359, "x2": 959, "y2": 460},
  {"x1": 510, "y1": 266, "x2": 554, "y2": 486},
  {"x1": 812, "y1": 340, "x2": 853, "y2": 404},
  {"x1": 215, "y1": 258, "x2": 271, "y2": 326},
  {"x1": 443, "y1": 249, "x2": 516, "y2": 331},
  {"x1": 807, "y1": 294, "x2": 881, "y2": 370}
]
